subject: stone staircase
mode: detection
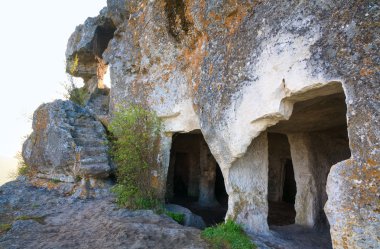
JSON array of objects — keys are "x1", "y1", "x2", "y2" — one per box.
[
  {"x1": 65, "y1": 106, "x2": 111, "y2": 178},
  {"x1": 86, "y1": 87, "x2": 110, "y2": 116},
  {"x1": 22, "y1": 100, "x2": 111, "y2": 183}
]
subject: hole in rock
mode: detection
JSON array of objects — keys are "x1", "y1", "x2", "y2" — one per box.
[
  {"x1": 164, "y1": 0, "x2": 192, "y2": 41},
  {"x1": 69, "y1": 18, "x2": 116, "y2": 87},
  {"x1": 85, "y1": 20, "x2": 115, "y2": 109},
  {"x1": 94, "y1": 20, "x2": 115, "y2": 90},
  {"x1": 93, "y1": 20, "x2": 116, "y2": 58},
  {"x1": 166, "y1": 130, "x2": 228, "y2": 226},
  {"x1": 267, "y1": 86, "x2": 351, "y2": 248}
]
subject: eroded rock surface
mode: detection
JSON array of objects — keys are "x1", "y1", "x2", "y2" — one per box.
[
  {"x1": 22, "y1": 100, "x2": 111, "y2": 180},
  {"x1": 0, "y1": 179, "x2": 207, "y2": 249}
]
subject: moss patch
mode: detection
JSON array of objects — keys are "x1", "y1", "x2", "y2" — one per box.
[
  {"x1": 15, "y1": 215, "x2": 46, "y2": 225},
  {"x1": 0, "y1": 223, "x2": 12, "y2": 235},
  {"x1": 165, "y1": 211, "x2": 185, "y2": 225}
]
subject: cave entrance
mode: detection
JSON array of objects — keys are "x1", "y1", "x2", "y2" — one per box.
[
  {"x1": 267, "y1": 133, "x2": 296, "y2": 226},
  {"x1": 267, "y1": 84, "x2": 351, "y2": 248},
  {"x1": 166, "y1": 131, "x2": 228, "y2": 226}
]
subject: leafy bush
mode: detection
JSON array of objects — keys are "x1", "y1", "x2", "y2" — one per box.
[
  {"x1": 165, "y1": 211, "x2": 185, "y2": 224},
  {"x1": 111, "y1": 184, "x2": 162, "y2": 209},
  {"x1": 109, "y1": 104, "x2": 162, "y2": 210},
  {"x1": 65, "y1": 84, "x2": 89, "y2": 106},
  {"x1": 201, "y1": 220, "x2": 256, "y2": 249}
]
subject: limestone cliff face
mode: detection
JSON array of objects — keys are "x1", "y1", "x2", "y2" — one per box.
[{"x1": 63, "y1": 1, "x2": 378, "y2": 248}]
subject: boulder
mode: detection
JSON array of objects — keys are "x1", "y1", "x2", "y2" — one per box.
[
  {"x1": 325, "y1": 159, "x2": 380, "y2": 249},
  {"x1": 22, "y1": 100, "x2": 111, "y2": 180}
]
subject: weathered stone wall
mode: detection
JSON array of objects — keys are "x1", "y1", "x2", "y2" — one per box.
[
  {"x1": 65, "y1": 0, "x2": 379, "y2": 247},
  {"x1": 309, "y1": 127, "x2": 351, "y2": 229}
]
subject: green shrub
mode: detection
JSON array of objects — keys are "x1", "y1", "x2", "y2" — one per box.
[
  {"x1": 109, "y1": 104, "x2": 162, "y2": 210},
  {"x1": 68, "y1": 82, "x2": 89, "y2": 106},
  {"x1": 165, "y1": 211, "x2": 185, "y2": 225},
  {"x1": 64, "y1": 82, "x2": 89, "y2": 106},
  {"x1": 201, "y1": 220, "x2": 256, "y2": 249},
  {"x1": 111, "y1": 184, "x2": 161, "y2": 209},
  {"x1": 15, "y1": 215, "x2": 45, "y2": 225}
]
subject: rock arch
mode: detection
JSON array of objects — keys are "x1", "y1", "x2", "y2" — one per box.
[{"x1": 66, "y1": 16, "x2": 116, "y2": 104}]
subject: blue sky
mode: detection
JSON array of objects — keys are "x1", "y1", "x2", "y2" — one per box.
[{"x1": 0, "y1": 0, "x2": 107, "y2": 183}]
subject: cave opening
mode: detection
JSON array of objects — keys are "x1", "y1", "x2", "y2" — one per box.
[
  {"x1": 267, "y1": 85, "x2": 351, "y2": 248},
  {"x1": 166, "y1": 131, "x2": 228, "y2": 226},
  {"x1": 93, "y1": 20, "x2": 116, "y2": 58},
  {"x1": 267, "y1": 133, "x2": 296, "y2": 226}
]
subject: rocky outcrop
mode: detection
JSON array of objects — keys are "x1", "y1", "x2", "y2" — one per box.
[
  {"x1": 66, "y1": 9, "x2": 116, "y2": 94},
  {"x1": 60, "y1": 0, "x2": 379, "y2": 248},
  {"x1": 22, "y1": 100, "x2": 111, "y2": 181},
  {"x1": 0, "y1": 179, "x2": 208, "y2": 249}
]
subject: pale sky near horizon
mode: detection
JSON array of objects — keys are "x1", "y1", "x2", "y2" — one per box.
[{"x1": 0, "y1": 0, "x2": 108, "y2": 184}]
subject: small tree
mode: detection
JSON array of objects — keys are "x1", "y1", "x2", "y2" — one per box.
[{"x1": 109, "y1": 104, "x2": 162, "y2": 209}]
